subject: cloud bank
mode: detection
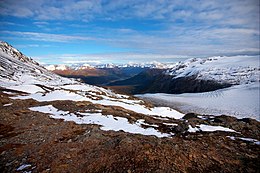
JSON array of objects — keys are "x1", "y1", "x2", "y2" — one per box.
[{"x1": 0, "y1": 0, "x2": 259, "y2": 62}]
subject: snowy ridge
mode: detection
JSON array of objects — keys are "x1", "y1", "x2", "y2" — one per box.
[
  {"x1": 0, "y1": 41, "x2": 74, "y2": 87},
  {"x1": 165, "y1": 56, "x2": 260, "y2": 85}
]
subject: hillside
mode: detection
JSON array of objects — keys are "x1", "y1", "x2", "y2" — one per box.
[
  {"x1": 0, "y1": 41, "x2": 259, "y2": 172},
  {"x1": 107, "y1": 56, "x2": 259, "y2": 94}
]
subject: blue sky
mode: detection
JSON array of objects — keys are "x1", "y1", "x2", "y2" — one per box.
[{"x1": 0, "y1": 0, "x2": 259, "y2": 64}]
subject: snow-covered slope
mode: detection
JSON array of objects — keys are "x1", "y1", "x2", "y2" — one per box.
[
  {"x1": 0, "y1": 41, "x2": 73, "y2": 87},
  {"x1": 0, "y1": 41, "x2": 186, "y2": 137},
  {"x1": 166, "y1": 56, "x2": 260, "y2": 85},
  {"x1": 138, "y1": 83, "x2": 260, "y2": 120}
]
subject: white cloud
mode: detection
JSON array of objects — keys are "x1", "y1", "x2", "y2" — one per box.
[{"x1": 1, "y1": 31, "x2": 94, "y2": 42}]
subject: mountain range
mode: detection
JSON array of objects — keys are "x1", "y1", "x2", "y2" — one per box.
[
  {"x1": 46, "y1": 55, "x2": 259, "y2": 94},
  {"x1": 110, "y1": 56, "x2": 259, "y2": 94},
  {"x1": 0, "y1": 41, "x2": 259, "y2": 172}
]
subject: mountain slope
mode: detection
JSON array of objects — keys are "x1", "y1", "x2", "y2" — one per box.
[
  {"x1": 165, "y1": 56, "x2": 259, "y2": 85},
  {"x1": 0, "y1": 41, "x2": 73, "y2": 88},
  {"x1": 0, "y1": 41, "x2": 185, "y2": 137},
  {"x1": 108, "y1": 56, "x2": 259, "y2": 94}
]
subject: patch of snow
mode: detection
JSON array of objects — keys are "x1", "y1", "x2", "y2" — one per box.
[
  {"x1": 13, "y1": 87, "x2": 184, "y2": 119},
  {"x1": 227, "y1": 136, "x2": 260, "y2": 145},
  {"x1": 18, "y1": 90, "x2": 92, "y2": 102},
  {"x1": 8, "y1": 84, "x2": 44, "y2": 94},
  {"x1": 188, "y1": 124, "x2": 236, "y2": 133},
  {"x1": 197, "y1": 116, "x2": 208, "y2": 120},
  {"x1": 29, "y1": 105, "x2": 69, "y2": 115},
  {"x1": 29, "y1": 105, "x2": 170, "y2": 138},
  {"x1": 136, "y1": 119, "x2": 159, "y2": 128},
  {"x1": 188, "y1": 125, "x2": 200, "y2": 133},
  {"x1": 17, "y1": 164, "x2": 31, "y2": 171},
  {"x1": 96, "y1": 99, "x2": 184, "y2": 119},
  {"x1": 163, "y1": 123, "x2": 178, "y2": 126},
  {"x1": 3, "y1": 91, "x2": 15, "y2": 95},
  {"x1": 3, "y1": 103, "x2": 12, "y2": 106},
  {"x1": 199, "y1": 124, "x2": 236, "y2": 132},
  {"x1": 60, "y1": 84, "x2": 99, "y2": 92}
]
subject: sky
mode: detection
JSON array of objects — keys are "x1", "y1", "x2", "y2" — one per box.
[{"x1": 0, "y1": 0, "x2": 259, "y2": 65}]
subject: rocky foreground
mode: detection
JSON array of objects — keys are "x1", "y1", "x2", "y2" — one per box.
[{"x1": 0, "y1": 88, "x2": 259, "y2": 173}]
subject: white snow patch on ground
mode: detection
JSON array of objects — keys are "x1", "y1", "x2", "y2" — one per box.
[
  {"x1": 14, "y1": 90, "x2": 92, "y2": 102},
  {"x1": 3, "y1": 103, "x2": 12, "y2": 106},
  {"x1": 227, "y1": 136, "x2": 260, "y2": 145},
  {"x1": 29, "y1": 105, "x2": 170, "y2": 138},
  {"x1": 138, "y1": 83, "x2": 259, "y2": 120},
  {"x1": 60, "y1": 84, "x2": 100, "y2": 92},
  {"x1": 188, "y1": 125, "x2": 199, "y2": 133},
  {"x1": 8, "y1": 84, "x2": 44, "y2": 94},
  {"x1": 17, "y1": 164, "x2": 31, "y2": 171},
  {"x1": 3, "y1": 91, "x2": 15, "y2": 95},
  {"x1": 188, "y1": 124, "x2": 236, "y2": 133},
  {"x1": 163, "y1": 123, "x2": 178, "y2": 126},
  {"x1": 96, "y1": 99, "x2": 184, "y2": 119},
  {"x1": 199, "y1": 124, "x2": 236, "y2": 132},
  {"x1": 13, "y1": 87, "x2": 184, "y2": 119}
]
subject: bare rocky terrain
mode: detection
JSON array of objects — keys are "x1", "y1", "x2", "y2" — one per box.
[{"x1": 1, "y1": 88, "x2": 259, "y2": 173}]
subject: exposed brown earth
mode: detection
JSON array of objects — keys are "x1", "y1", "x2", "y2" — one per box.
[{"x1": 0, "y1": 90, "x2": 259, "y2": 173}]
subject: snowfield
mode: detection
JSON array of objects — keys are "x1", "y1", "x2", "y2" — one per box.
[{"x1": 138, "y1": 82, "x2": 260, "y2": 120}]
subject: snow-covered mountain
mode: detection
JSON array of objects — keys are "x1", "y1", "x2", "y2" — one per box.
[
  {"x1": 165, "y1": 56, "x2": 260, "y2": 85},
  {"x1": 45, "y1": 61, "x2": 174, "y2": 71},
  {"x1": 110, "y1": 55, "x2": 260, "y2": 94},
  {"x1": 137, "y1": 56, "x2": 260, "y2": 120},
  {"x1": 0, "y1": 41, "x2": 73, "y2": 88}
]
